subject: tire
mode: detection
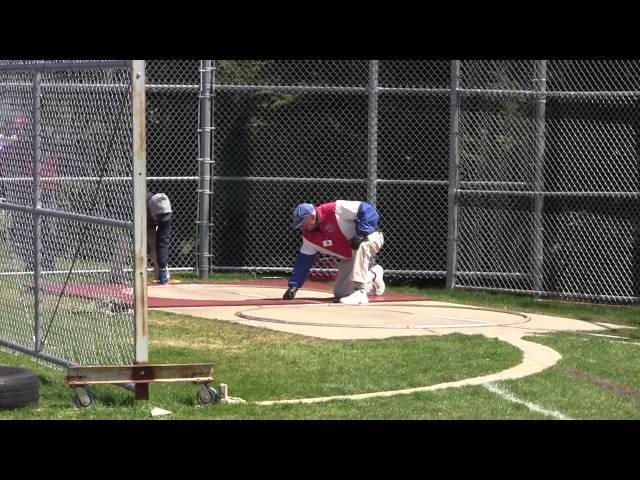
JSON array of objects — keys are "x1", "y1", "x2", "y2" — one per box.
[{"x1": 0, "y1": 366, "x2": 40, "y2": 409}]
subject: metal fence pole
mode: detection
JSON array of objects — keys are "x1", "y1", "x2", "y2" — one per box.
[
  {"x1": 532, "y1": 60, "x2": 547, "y2": 295},
  {"x1": 131, "y1": 60, "x2": 148, "y2": 367},
  {"x1": 366, "y1": 60, "x2": 379, "y2": 204},
  {"x1": 31, "y1": 70, "x2": 44, "y2": 352},
  {"x1": 446, "y1": 60, "x2": 461, "y2": 290},
  {"x1": 197, "y1": 60, "x2": 214, "y2": 279}
]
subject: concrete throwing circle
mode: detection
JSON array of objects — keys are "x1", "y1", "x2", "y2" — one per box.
[
  {"x1": 147, "y1": 284, "x2": 334, "y2": 301},
  {"x1": 236, "y1": 304, "x2": 530, "y2": 330}
]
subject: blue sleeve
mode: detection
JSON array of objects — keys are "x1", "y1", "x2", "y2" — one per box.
[
  {"x1": 288, "y1": 252, "x2": 317, "y2": 288},
  {"x1": 356, "y1": 202, "x2": 380, "y2": 235}
]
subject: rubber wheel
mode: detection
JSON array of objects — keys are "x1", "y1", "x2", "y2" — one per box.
[
  {"x1": 0, "y1": 366, "x2": 40, "y2": 409},
  {"x1": 73, "y1": 389, "x2": 97, "y2": 409},
  {"x1": 197, "y1": 385, "x2": 219, "y2": 405}
]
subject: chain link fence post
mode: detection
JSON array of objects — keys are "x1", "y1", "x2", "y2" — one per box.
[
  {"x1": 532, "y1": 60, "x2": 547, "y2": 296},
  {"x1": 446, "y1": 60, "x2": 461, "y2": 290},
  {"x1": 197, "y1": 60, "x2": 214, "y2": 279},
  {"x1": 367, "y1": 60, "x2": 379, "y2": 205},
  {"x1": 31, "y1": 70, "x2": 44, "y2": 351},
  {"x1": 132, "y1": 60, "x2": 148, "y2": 366}
]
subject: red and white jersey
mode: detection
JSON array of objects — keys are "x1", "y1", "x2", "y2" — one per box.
[{"x1": 300, "y1": 200, "x2": 361, "y2": 260}]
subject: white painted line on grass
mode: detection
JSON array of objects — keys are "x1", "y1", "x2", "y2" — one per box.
[
  {"x1": 483, "y1": 382, "x2": 572, "y2": 420},
  {"x1": 609, "y1": 340, "x2": 640, "y2": 346}
]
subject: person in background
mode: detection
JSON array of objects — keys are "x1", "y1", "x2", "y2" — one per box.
[{"x1": 147, "y1": 192, "x2": 172, "y2": 284}]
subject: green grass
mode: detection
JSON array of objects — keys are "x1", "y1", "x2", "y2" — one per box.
[
  {"x1": 0, "y1": 310, "x2": 521, "y2": 419},
  {"x1": 4, "y1": 326, "x2": 639, "y2": 419},
  {"x1": 490, "y1": 331, "x2": 640, "y2": 419},
  {"x1": 150, "y1": 312, "x2": 521, "y2": 401},
  {"x1": 0, "y1": 272, "x2": 639, "y2": 419}
]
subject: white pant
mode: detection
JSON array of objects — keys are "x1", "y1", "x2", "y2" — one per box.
[{"x1": 333, "y1": 231, "x2": 384, "y2": 299}]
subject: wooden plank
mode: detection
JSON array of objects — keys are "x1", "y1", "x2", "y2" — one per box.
[{"x1": 65, "y1": 363, "x2": 214, "y2": 385}]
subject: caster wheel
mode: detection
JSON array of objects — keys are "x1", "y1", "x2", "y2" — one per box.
[
  {"x1": 196, "y1": 385, "x2": 219, "y2": 405},
  {"x1": 73, "y1": 388, "x2": 96, "y2": 409}
]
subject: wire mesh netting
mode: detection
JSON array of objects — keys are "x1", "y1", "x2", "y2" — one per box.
[
  {"x1": 207, "y1": 60, "x2": 451, "y2": 278},
  {"x1": 454, "y1": 60, "x2": 640, "y2": 302},
  {"x1": 146, "y1": 60, "x2": 200, "y2": 269},
  {"x1": 205, "y1": 60, "x2": 638, "y2": 302},
  {"x1": 0, "y1": 61, "x2": 135, "y2": 366},
  {"x1": 455, "y1": 61, "x2": 539, "y2": 292}
]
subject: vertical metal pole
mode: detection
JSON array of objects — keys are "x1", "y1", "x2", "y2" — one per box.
[
  {"x1": 32, "y1": 71, "x2": 44, "y2": 352},
  {"x1": 209, "y1": 62, "x2": 217, "y2": 273},
  {"x1": 446, "y1": 60, "x2": 461, "y2": 290},
  {"x1": 366, "y1": 60, "x2": 379, "y2": 205},
  {"x1": 532, "y1": 60, "x2": 547, "y2": 295},
  {"x1": 197, "y1": 60, "x2": 214, "y2": 279},
  {"x1": 131, "y1": 61, "x2": 149, "y2": 390}
]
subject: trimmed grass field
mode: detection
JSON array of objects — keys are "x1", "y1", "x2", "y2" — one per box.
[{"x1": 1, "y1": 273, "x2": 639, "y2": 419}]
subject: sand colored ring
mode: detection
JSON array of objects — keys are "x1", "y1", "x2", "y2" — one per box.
[{"x1": 236, "y1": 303, "x2": 531, "y2": 330}]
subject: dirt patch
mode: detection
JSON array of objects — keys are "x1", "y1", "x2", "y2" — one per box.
[{"x1": 566, "y1": 368, "x2": 640, "y2": 402}]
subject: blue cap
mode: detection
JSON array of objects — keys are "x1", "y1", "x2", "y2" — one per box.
[{"x1": 292, "y1": 203, "x2": 315, "y2": 229}]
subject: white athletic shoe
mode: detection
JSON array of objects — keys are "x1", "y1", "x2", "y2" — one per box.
[
  {"x1": 339, "y1": 289, "x2": 369, "y2": 305},
  {"x1": 371, "y1": 264, "x2": 385, "y2": 296}
]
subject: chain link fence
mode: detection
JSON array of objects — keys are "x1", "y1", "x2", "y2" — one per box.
[
  {"x1": 205, "y1": 60, "x2": 451, "y2": 279},
  {"x1": 146, "y1": 60, "x2": 201, "y2": 270},
  {"x1": 0, "y1": 60, "x2": 136, "y2": 367},
  {"x1": 454, "y1": 60, "x2": 640, "y2": 302},
  {"x1": 3, "y1": 60, "x2": 636, "y2": 322},
  {"x1": 143, "y1": 60, "x2": 639, "y2": 303}
]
